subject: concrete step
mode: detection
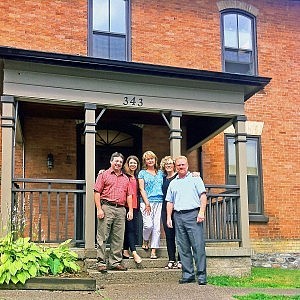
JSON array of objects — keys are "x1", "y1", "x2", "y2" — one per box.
[
  {"x1": 88, "y1": 267, "x2": 182, "y2": 285},
  {"x1": 85, "y1": 257, "x2": 173, "y2": 270}
]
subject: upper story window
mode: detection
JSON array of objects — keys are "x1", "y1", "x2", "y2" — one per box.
[
  {"x1": 221, "y1": 11, "x2": 257, "y2": 75},
  {"x1": 89, "y1": 0, "x2": 130, "y2": 61}
]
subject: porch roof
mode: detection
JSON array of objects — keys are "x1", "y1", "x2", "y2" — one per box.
[{"x1": 0, "y1": 46, "x2": 270, "y2": 101}]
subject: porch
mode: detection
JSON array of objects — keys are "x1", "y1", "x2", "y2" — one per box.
[{"x1": 0, "y1": 47, "x2": 271, "y2": 276}]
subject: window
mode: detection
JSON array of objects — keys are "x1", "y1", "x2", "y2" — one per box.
[
  {"x1": 221, "y1": 11, "x2": 257, "y2": 75},
  {"x1": 89, "y1": 0, "x2": 130, "y2": 61},
  {"x1": 226, "y1": 136, "x2": 267, "y2": 221}
]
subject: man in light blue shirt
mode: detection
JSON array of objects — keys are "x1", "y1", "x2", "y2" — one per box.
[{"x1": 166, "y1": 155, "x2": 207, "y2": 285}]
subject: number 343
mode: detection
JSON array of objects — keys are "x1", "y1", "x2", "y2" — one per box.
[{"x1": 123, "y1": 96, "x2": 143, "y2": 106}]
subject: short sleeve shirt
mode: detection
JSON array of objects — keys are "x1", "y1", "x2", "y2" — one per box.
[
  {"x1": 94, "y1": 168, "x2": 133, "y2": 206},
  {"x1": 165, "y1": 172, "x2": 206, "y2": 211},
  {"x1": 138, "y1": 169, "x2": 164, "y2": 203}
]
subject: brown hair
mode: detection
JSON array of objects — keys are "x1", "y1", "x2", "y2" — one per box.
[{"x1": 124, "y1": 155, "x2": 140, "y2": 176}]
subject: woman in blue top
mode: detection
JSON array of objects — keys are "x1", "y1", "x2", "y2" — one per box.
[{"x1": 138, "y1": 150, "x2": 164, "y2": 259}]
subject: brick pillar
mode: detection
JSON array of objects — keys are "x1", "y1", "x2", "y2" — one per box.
[
  {"x1": 169, "y1": 111, "x2": 182, "y2": 158},
  {"x1": 0, "y1": 96, "x2": 15, "y2": 235},
  {"x1": 84, "y1": 103, "x2": 96, "y2": 251},
  {"x1": 233, "y1": 115, "x2": 250, "y2": 248}
]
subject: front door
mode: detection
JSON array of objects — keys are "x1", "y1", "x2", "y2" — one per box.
[{"x1": 76, "y1": 122, "x2": 143, "y2": 246}]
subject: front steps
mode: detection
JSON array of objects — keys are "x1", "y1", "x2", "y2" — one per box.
[{"x1": 79, "y1": 246, "x2": 252, "y2": 285}]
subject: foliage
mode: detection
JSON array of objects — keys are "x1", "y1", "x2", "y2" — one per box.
[
  {"x1": 234, "y1": 293, "x2": 300, "y2": 300},
  {"x1": 45, "y1": 239, "x2": 80, "y2": 275},
  {"x1": 0, "y1": 234, "x2": 80, "y2": 285},
  {"x1": 209, "y1": 267, "x2": 300, "y2": 289}
]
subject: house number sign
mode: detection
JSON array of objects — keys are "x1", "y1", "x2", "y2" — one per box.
[{"x1": 123, "y1": 96, "x2": 144, "y2": 107}]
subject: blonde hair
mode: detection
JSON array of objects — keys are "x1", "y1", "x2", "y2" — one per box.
[
  {"x1": 174, "y1": 155, "x2": 188, "y2": 164},
  {"x1": 142, "y1": 151, "x2": 158, "y2": 170},
  {"x1": 160, "y1": 156, "x2": 175, "y2": 175}
]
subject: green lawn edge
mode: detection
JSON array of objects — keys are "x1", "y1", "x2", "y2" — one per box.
[{"x1": 208, "y1": 267, "x2": 300, "y2": 289}]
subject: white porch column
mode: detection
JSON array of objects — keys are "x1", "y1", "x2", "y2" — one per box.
[
  {"x1": 169, "y1": 111, "x2": 182, "y2": 158},
  {"x1": 234, "y1": 115, "x2": 250, "y2": 248},
  {"x1": 0, "y1": 96, "x2": 15, "y2": 236},
  {"x1": 84, "y1": 103, "x2": 96, "y2": 251}
]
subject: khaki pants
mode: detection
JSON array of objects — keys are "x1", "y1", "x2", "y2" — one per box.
[{"x1": 96, "y1": 204, "x2": 126, "y2": 267}]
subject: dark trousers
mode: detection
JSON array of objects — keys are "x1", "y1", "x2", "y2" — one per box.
[
  {"x1": 123, "y1": 208, "x2": 138, "y2": 252},
  {"x1": 161, "y1": 208, "x2": 180, "y2": 262},
  {"x1": 174, "y1": 209, "x2": 206, "y2": 282}
]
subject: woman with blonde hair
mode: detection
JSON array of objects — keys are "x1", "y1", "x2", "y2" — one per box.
[
  {"x1": 160, "y1": 156, "x2": 181, "y2": 269},
  {"x1": 138, "y1": 151, "x2": 164, "y2": 259}
]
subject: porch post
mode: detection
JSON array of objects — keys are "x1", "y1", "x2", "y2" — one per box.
[
  {"x1": 169, "y1": 111, "x2": 182, "y2": 158},
  {"x1": 233, "y1": 115, "x2": 250, "y2": 248},
  {"x1": 0, "y1": 96, "x2": 15, "y2": 235},
  {"x1": 84, "y1": 103, "x2": 96, "y2": 251}
]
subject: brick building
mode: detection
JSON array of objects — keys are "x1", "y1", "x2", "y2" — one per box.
[{"x1": 0, "y1": 0, "x2": 299, "y2": 268}]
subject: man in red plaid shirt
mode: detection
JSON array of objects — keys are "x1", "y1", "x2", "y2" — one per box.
[{"x1": 94, "y1": 152, "x2": 133, "y2": 272}]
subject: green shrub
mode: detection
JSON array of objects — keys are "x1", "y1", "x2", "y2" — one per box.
[{"x1": 0, "y1": 234, "x2": 80, "y2": 285}]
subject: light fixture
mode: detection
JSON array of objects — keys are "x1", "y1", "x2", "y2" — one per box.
[{"x1": 47, "y1": 153, "x2": 54, "y2": 170}]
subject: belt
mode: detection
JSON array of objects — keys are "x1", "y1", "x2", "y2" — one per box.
[
  {"x1": 101, "y1": 199, "x2": 125, "y2": 208},
  {"x1": 175, "y1": 208, "x2": 199, "y2": 214}
]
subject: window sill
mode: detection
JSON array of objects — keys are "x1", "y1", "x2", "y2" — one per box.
[{"x1": 249, "y1": 214, "x2": 269, "y2": 223}]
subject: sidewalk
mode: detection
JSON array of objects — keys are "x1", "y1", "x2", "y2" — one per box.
[{"x1": 0, "y1": 283, "x2": 299, "y2": 300}]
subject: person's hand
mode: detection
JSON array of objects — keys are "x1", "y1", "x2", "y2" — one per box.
[
  {"x1": 127, "y1": 210, "x2": 133, "y2": 221},
  {"x1": 144, "y1": 204, "x2": 151, "y2": 215},
  {"x1": 167, "y1": 218, "x2": 173, "y2": 228},
  {"x1": 197, "y1": 211, "x2": 205, "y2": 223},
  {"x1": 97, "y1": 208, "x2": 105, "y2": 219},
  {"x1": 98, "y1": 169, "x2": 105, "y2": 175},
  {"x1": 192, "y1": 172, "x2": 200, "y2": 177}
]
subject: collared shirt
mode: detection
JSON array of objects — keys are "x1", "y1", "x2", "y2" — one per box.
[
  {"x1": 94, "y1": 167, "x2": 133, "y2": 206},
  {"x1": 165, "y1": 171, "x2": 206, "y2": 211}
]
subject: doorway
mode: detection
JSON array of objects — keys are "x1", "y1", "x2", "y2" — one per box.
[{"x1": 76, "y1": 122, "x2": 143, "y2": 246}]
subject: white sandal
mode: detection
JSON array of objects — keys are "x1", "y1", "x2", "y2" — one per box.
[{"x1": 165, "y1": 261, "x2": 175, "y2": 269}]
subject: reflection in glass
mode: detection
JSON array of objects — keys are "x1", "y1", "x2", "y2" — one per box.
[
  {"x1": 93, "y1": 0, "x2": 109, "y2": 31},
  {"x1": 111, "y1": 0, "x2": 126, "y2": 33},
  {"x1": 238, "y1": 15, "x2": 252, "y2": 50},
  {"x1": 224, "y1": 14, "x2": 238, "y2": 48}
]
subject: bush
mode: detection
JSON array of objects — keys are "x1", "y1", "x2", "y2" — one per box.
[{"x1": 0, "y1": 234, "x2": 80, "y2": 285}]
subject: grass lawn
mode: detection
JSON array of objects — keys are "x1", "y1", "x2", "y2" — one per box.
[
  {"x1": 209, "y1": 267, "x2": 300, "y2": 289},
  {"x1": 233, "y1": 293, "x2": 300, "y2": 300}
]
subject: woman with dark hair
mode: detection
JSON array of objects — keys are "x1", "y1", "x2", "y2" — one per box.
[{"x1": 122, "y1": 155, "x2": 142, "y2": 265}]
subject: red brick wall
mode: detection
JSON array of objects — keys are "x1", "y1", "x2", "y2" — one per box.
[{"x1": 0, "y1": 0, "x2": 87, "y2": 55}]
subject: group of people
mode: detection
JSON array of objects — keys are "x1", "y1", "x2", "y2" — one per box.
[{"x1": 93, "y1": 150, "x2": 208, "y2": 285}]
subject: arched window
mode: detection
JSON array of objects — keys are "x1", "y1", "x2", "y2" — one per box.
[{"x1": 221, "y1": 11, "x2": 257, "y2": 75}]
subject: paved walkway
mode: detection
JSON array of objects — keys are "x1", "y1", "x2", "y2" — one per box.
[{"x1": 0, "y1": 283, "x2": 299, "y2": 300}]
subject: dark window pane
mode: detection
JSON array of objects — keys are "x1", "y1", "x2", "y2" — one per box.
[
  {"x1": 225, "y1": 61, "x2": 251, "y2": 75},
  {"x1": 93, "y1": 34, "x2": 109, "y2": 59},
  {"x1": 238, "y1": 51, "x2": 252, "y2": 63},
  {"x1": 248, "y1": 176, "x2": 260, "y2": 213},
  {"x1": 225, "y1": 49, "x2": 238, "y2": 62},
  {"x1": 110, "y1": 36, "x2": 126, "y2": 60}
]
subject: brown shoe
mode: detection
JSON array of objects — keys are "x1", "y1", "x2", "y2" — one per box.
[
  {"x1": 109, "y1": 264, "x2": 128, "y2": 271},
  {"x1": 97, "y1": 265, "x2": 107, "y2": 273}
]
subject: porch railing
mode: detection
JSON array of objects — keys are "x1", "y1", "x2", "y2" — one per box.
[
  {"x1": 11, "y1": 179, "x2": 240, "y2": 244},
  {"x1": 206, "y1": 184, "x2": 240, "y2": 243},
  {"x1": 12, "y1": 178, "x2": 85, "y2": 244}
]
